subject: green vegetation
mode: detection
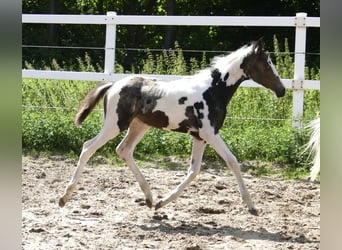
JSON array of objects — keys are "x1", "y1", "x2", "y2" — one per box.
[
  {"x1": 22, "y1": 0, "x2": 320, "y2": 71},
  {"x1": 22, "y1": 37, "x2": 320, "y2": 179}
]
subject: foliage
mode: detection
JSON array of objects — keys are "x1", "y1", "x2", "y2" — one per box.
[
  {"x1": 22, "y1": 38, "x2": 320, "y2": 178},
  {"x1": 272, "y1": 35, "x2": 320, "y2": 80},
  {"x1": 22, "y1": 0, "x2": 320, "y2": 71},
  {"x1": 141, "y1": 42, "x2": 192, "y2": 75}
]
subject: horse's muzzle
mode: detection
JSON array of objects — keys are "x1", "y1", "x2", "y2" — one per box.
[{"x1": 276, "y1": 87, "x2": 286, "y2": 98}]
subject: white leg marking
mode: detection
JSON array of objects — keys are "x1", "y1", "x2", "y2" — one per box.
[
  {"x1": 205, "y1": 134, "x2": 257, "y2": 215},
  {"x1": 59, "y1": 123, "x2": 119, "y2": 207},
  {"x1": 155, "y1": 138, "x2": 206, "y2": 209},
  {"x1": 115, "y1": 119, "x2": 153, "y2": 207}
]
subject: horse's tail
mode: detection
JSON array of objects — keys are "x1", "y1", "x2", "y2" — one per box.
[
  {"x1": 75, "y1": 82, "x2": 113, "y2": 126},
  {"x1": 305, "y1": 117, "x2": 320, "y2": 181}
]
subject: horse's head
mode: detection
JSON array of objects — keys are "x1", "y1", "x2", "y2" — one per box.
[{"x1": 241, "y1": 38, "x2": 285, "y2": 98}]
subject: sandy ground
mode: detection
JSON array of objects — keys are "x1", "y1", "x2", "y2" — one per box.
[{"x1": 22, "y1": 155, "x2": 320, "y2": 249}]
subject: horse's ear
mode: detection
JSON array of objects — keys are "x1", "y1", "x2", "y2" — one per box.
[{"x1": 255, "y1": 37, "x2": 265, "y2": 54}]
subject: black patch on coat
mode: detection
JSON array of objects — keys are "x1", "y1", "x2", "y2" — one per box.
[
  {"x1": 194, "y1": 101, "x2": 204, "y2": 110},
  {"x1": 211, "y1": 68, "x2": 221, "y2": 85},
  {"x1": 172, "y1": 100, "x2": 205, "y2": 135},
  {"x1": 173, "y1": 106, "x2": 201, "y2": 133},
  {"x1": 178, "y1": 97, "x2": 188, "y2": 104},
  {"x1": 190, "y1": 131, "x2": 203, "y2": 141},
  {"x1": 116, "y1": 77, "x2": 168, "y2": 131},
  {"x1": 202, "y1": 69, "x2": 245, "y2": 134},
  {"x1": 137, "y1": 110, "x2": 169, "y2": 129},
  {"x1": 194, "y1": 101, "x2": 204, "y2": 119}
]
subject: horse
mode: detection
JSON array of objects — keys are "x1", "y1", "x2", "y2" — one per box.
[
  {"x1": 59, "y1": 38, "x2": 285, "y2": 216},
  {"x1": 305, "y1": 117, "x2": 320, "y2": 181}
]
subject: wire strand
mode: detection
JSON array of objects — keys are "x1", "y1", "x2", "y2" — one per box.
[
  {"x1": 22, "y1": 105, "x2": 300, "y2": 122},
  {"x1": 22, "y1": 45, "x2": 320, "y2": 56}
]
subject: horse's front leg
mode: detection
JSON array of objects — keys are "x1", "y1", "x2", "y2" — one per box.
[
  {"x1": 155, "y1": 138, "x2": 206, "y2": 210},
  {"x1": 205, "y1": 133, "x2": 258, "y2": 215}
]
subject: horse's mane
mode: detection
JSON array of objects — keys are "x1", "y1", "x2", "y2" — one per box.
[
  {"x1": 190, "y1": 43, "x2": 255, "y2": 84},
  {"x1": 210, "y1": 43, "x2": 253, "y2": 70}
]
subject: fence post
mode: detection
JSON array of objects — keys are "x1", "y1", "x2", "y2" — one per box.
[
  {"x1": 104, "y1": 12, "x2": 117, "y2": 75},
  {"x1": 292, "y1": 12, "x2": 307, "y2": 128}
]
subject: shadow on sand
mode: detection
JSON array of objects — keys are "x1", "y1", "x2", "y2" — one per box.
[{"x1": 138, "y1": 219, "x2": 319, "y2": 244}]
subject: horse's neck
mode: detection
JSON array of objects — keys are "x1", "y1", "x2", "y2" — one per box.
[
  {"x1": 199, "y1": 66, "x2": 245, "y2": 107},
  {"x1": 192, "y1": 54, "x2": 247, "y2": 106},
  {"x1": 197, "y1": 63, "x2": 245, "y2": 86},
  {"x1": 215, "y1": 55, "x2": 246, "y2": 86},
  {"x1": 199, "y1": 68, "x2": 244, "y2": 133}
]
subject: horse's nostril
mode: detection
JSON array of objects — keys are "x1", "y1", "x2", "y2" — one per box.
[{"x1": 277, "y1": 87, "x2": 286, "y2": 98}]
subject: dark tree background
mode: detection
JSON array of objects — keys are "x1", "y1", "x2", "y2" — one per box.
[{"x1": 22, "y1": 0, "x2": 320, "y2": 71}]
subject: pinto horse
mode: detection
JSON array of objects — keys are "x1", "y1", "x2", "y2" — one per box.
[{"x1": 59, "y1": 38, "x2": 285, "y2": 215}]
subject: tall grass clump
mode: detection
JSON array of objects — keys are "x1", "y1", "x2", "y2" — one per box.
[
  {"x1": 22, "y1": 38, "x2": 320, "y2": 177},
  {"x1": 141, "y1": 42, "x2": 192, "y2": 75}
]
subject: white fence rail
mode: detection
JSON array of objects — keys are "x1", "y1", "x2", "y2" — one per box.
[{"x1": 22, "y1": 12, "x2": 320, "y2": 128}]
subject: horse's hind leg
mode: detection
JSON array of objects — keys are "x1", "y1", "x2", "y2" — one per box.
[
  {"x1": 115, "y1": 118, "x2": 153, "y2": 207},
  {"x1": 59, "y1": 124, "x2": 119, "y2": 207}
]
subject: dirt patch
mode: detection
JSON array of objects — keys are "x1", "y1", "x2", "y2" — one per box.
[{"x1": 22, "y1": 155, "x2": 320, "y2": 249}]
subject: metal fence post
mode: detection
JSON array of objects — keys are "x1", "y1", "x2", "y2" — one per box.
[
  {"x1": 292, "y1": 12, "x2": 307, "y2": 128},
  {"x1": 104, "y1": 12, "x2": 117, "y2": 75}
]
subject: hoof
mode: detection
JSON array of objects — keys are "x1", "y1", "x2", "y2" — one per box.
[
  {"x1": 145, "y1": 198, "x2": 153, "y2": 209},
  {"x1": 155, "y1": 201, "x2": 163, "y2": 210},
  {"x1": 248, "y1": 208, "x2": 259, "y2": 216},
  {"x1": 58, "y1": 198, "x2": 66, "y2": 208}
]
